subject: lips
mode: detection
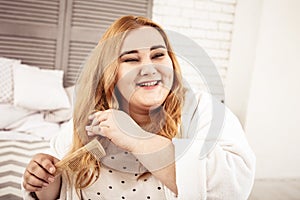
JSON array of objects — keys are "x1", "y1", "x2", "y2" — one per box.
[{"x1": 136, "y1": 80, "x2": 161, "y2": 87}]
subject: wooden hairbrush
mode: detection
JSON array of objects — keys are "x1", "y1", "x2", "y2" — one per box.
[{"x1": 54, "y1": 138, "x2": 106, "y2": 174}]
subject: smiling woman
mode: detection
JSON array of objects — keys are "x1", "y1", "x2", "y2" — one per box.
[
  {"x1": 22, "y1": 15, "x2": 255, "y2": 200},
  {"x1": 117, "y1": 27, "x2": 175, "y2": 115}
]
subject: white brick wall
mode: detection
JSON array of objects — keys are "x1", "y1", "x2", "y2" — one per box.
[{"x1": 152, "y1": 0, "x2": 237, "y2": 101}]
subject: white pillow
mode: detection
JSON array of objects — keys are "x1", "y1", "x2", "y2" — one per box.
[
  {"x1": 13, "y1": 64, "x2": 70, "y2": 111},
  {"x1": 44, "y1": 85, "x2": 75, "y2": 123},
  {"x1": 0, "y1": 57, "x2": 21, "y2": 103}
]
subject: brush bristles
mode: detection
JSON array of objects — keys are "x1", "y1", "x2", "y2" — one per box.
[{"x1": 85, "y1": 139, "x2": 106, "y2": 159}]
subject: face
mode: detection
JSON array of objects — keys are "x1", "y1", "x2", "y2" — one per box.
[{"x1": 116, "y1": 26, "x2": 174, "y2": 111}]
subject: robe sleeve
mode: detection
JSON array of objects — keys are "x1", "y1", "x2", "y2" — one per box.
[{"x1": 165, "y1": 92, "x2": 256, "y2": 200}]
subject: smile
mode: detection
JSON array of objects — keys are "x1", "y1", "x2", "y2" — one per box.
[{"x1": 136, "y1": 80, "x2": 161, "y2": 87}]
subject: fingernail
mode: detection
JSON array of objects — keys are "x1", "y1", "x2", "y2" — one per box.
[
  {"x1": 88, "y1": 115, "x2": 94, "y2": 120},
  {"x1": 87, "y1": 131, "x2": 94, "y2": 136},
  {"x1": 43, "y1": 182, "x2": 49, "y2": 187},
  {"x1": 48, "y1": 177, "x2": 55, "y2": 182},
  {"x1": 85, "y1": 126, "x2": 91, "y2": 130},
  {"x1": 49, "y1": 167, "x2": 55, "y2": 173}
]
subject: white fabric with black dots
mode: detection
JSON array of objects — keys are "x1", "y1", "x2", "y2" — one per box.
[
  {"x1": 99, "y1": 137, "x2": 148, "y2": 174},
  {"x1": 81, "y1": 166, "x2": 167, "y2": 200},
  {"x1": 79, "y1": 137, "x2": 167, "y2": 199}
]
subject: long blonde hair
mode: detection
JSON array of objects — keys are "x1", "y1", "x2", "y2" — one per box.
[{"x1": 66, "y1": 15, "x2": 185, "y2": 190}]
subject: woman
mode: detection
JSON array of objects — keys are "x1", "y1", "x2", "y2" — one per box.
[{"x1": 22, "y1": 16, "x2": 255, "y2": 200}]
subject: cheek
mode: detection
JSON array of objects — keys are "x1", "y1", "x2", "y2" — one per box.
[
  {"x1": 116, "y1": 65, "x2": 139, "y2": 97},
  {"x1": 117, "y1": 65, "x2": 137, "y2": 84},
  {"x1": 117, "y1": 65, "x2": 127, "y2": 82},
  {"x1": 160, "y1": 60, "x2": 174, "y2": 79}
]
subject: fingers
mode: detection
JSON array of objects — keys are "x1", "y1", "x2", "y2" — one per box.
[
  {"x1": 33, "y1": 154, "x2": 57, "y2": 174},
  {"x1": 86, "y1": 110, "x2": 111, "y2": 136},
  {"x1": 86, "y1": 125, "x2": 102, "y2": 136},
  {"x1": 23, "y1": 170, "x2": 48, "y2": 191},
  {"x1": 23, "y1": 154, "x2": 58, "y2": 192},
  {"x1": 88, "y1": 111, "x2": 109, "y2": 126}
]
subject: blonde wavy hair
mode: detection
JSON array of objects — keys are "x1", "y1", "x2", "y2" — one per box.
[{"x1": 65, "y1": 15, "x2": 185, "y2": 191}]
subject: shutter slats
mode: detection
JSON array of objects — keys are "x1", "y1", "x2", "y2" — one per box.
[
  {"x1": 0, "y1": 0, "x2": 59, "y2": 10},
  {"x1": 0, "y1": 52, "x2": 54, "y2": 63},
  {"x1": 73, "y1": 0, "x2": 147, "y2": 10},
  {"x1": 73, "y1": 6, "x2": 144, "y2": 18},
  {"x1": 0, "y1": 8, "x2": 58, "y2": 22},
  {"x1": 71, "y1": 17, "x2": 111, "y2": 29},
  {"x1": 71, "y1": 42, "x2": 95, "y2": 49},
  {"x1": 0, "y1": 40, "x2": 55, "y2": 49},
  {"x1": 65, "y1": 40, "x2": 98, "y2": 86},
  {"x1": 67, "y1": 70, "x2": 81, "y2": 75},
  {"x1": 71, "y1": 21, "x2": 108, "y2": 30},
  {"x1": 73, "y1": 3, "x2": 146, "y2": 14},
  {"x1": 1, "y1": 45, "x2": 55, "y2": 56},
  {"x1": 71, "y1": 0, "x2": 148, "y2": 29},
  {"x1": 0, "y1": 34, "x2": 56, "y2": 69},
  {"x1": 0, "y1": 35, "x2": 56, "y2": 47},
  {"x1": 0, "y1": 14, "x2": 57, "y2": 25},
  {"x1": 0, "y1": 54, "x2": 55, "y2": 69},
  {"x1": 0, "y1": 0, "x2": 59, "y2": 25},
  {"x1": 70, "y1": 46, "x2": 95, "y2": 52},
  {"x1": 0, "y1": 52, "x2": 55, "y2": 63},
  {"x1": 0, "y1": 49, "x2": 55, "y2": 59},
  {"x1": 69, "y1": 52, "x2": 91, "y2": 58},
  {"x1": 0, "y1": 2, "x2": 59, "y2": 15}
]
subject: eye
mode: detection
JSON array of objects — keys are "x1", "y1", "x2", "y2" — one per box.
[
  {"x1": 122, "y1": 58, "x2": 139, "y2": 62},
  {"x1": 152, "y1": 53, "x2": 164, "y2": 59}
]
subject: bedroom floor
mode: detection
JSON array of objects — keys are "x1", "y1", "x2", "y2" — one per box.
[{"x1": 249, "y1": 179, "x2": 300, "y2": 200}]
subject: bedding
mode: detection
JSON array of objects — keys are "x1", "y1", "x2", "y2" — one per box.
[
  {"x1": 0, "y1": 139, "x2": 51, "y2": 199},
  {"x1": 0, "y1": 57, "x2": 74, "y2": 199},
  {"x1": 13, "y1": 63, "x2": 70, "y2": 111},
  {"x1": 0, "y1": 104, "x2": 36, "y2": 129},
  {"x1": 0, "y1": 58, "x2": 20, "y2": 104}
]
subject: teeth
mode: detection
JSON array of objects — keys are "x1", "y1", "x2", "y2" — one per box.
[{"x1": 138, "y1": 81, "x2": 158, "y2": 87}]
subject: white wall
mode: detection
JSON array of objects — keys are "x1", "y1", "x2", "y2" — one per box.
[
  {"x1": 227, "y1": 0, "x2": 300, "y2": 179},
  {"x1": 152, "y1": 0, "x2": 238, "y2": 101},
  {"x1": 225, "y1": 0, "x2": 262, "y2": 125}
]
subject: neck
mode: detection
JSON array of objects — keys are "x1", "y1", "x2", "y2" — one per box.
[{"x1": 120, "y1": 101, "x2": 152, "y2": 127}]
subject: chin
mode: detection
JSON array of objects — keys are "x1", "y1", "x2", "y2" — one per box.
[{"x1": 143, "y1": 99, "x2": 166, "y2": 110}]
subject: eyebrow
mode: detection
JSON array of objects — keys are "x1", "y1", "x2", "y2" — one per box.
[
  {"x1": 150, "y1": 45, "x2": 166, "y2": 51},
  {"x1": 119, "y1": 45, "x2": 166, "y2": 58},
  {"x1": 119, "y1": 50, "x2": 138, "y2": 58}
]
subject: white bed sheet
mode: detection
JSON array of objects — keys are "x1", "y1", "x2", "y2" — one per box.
[{"x1": 0, "y1": 104, "x2": 69, "y2": 141}]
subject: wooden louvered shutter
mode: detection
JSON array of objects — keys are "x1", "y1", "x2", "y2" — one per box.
[
  {"x1": 0, "y1": 0, "x2": 66, "y2": 70},
  {"x1": 62, "y1": 0, "x2": 153, "y2": 86},
  {"x1": 0, "y1": 0, "x2": 152, "y2": 85}
]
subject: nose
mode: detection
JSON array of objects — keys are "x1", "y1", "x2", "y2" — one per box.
[{"x1": 140, "y1": 64, "x2": 157, "y2": 76}]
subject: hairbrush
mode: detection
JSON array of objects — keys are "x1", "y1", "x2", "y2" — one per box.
[{"x1": 54, "y1": 138, "x2": 106, "y2": 174}]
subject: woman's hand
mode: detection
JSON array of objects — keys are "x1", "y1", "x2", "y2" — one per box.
[
  {"x1": 23, "y1": 153, "x2": 60, "y2": 193},
  {"x1": 85, "y1": 109, "x2": 149, "y2": 152}
]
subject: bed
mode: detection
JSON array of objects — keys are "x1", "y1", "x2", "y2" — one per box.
[{"x1": 0, "y1": 57, "x2": 74, "y2": 199}]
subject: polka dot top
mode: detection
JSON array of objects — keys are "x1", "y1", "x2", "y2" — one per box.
[
  {"x1": 80, "y1": 137, "x2": 167, "y2": 200},
  {"x1": 81, "y1": 166, "x2": 167, "y2": 200}
]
